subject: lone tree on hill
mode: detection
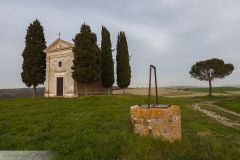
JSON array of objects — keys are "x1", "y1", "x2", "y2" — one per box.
[
  {"x1": 72, "y1": 23, "x2": 101, "y2": 96},
  {"x1": 116, "y1": 32, "x2": 131, "y2": 95},
  {"x1": 101, "y1": 26, "x2": 114, "y2": 94},
  {"x1": 189, "y1": 58, "x2": 234, "y2": 96},
  {"x1": 21, "y1": 19, "x2": 46, "y2": 97}
]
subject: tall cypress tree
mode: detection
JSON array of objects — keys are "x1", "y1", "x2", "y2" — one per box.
[
  {"x1": 101, "y1": 26, "x2": 114, "y2": 94},
  {"x1": 72, "y1": 23, "x2": 101, "y2": 96},
  {"x1": 116, "y1": 32, "x2": 131, "y2": 94},
  {"x1": 21, "y1": 19, "x2": 46, "y2": 97}
]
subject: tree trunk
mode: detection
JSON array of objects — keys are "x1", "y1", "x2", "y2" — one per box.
[
  {"x1": 75, "y1": 82, "x2": 79, "y2": 97},
  {"x1": 33, "y1": 86, "x2": 37, "y2": 97},
  {"x1": 84, "y1": 84, "x2": 89, "y2": 96},
  {"x1": 208, "y1": 80, "x2": 212, "y2": 96},
  {"x1": 123, "y1": 88, "x2": 125, "y2": 95},
  {"x1": 107, "y1": 88, "x2": 110, "y2": 95}
]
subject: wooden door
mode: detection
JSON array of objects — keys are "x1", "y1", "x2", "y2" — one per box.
[{"x1": 57, "y1": 77, "x2": 63, "y2": 96}]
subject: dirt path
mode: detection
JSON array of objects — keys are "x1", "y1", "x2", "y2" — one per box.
[
  {"x1": 207, "y1": 102, "x2": 240, "y2": 117},
  {"x1": 192, "y1": 101, "x2": 240, "y2": 129},
  {"x1": 113, "y1": 88, "x2": 240, "y2": 98}
]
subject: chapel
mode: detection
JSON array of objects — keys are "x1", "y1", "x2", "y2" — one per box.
[{"x1": 44, "y1": 38, "x2": 105, "y2": 97}]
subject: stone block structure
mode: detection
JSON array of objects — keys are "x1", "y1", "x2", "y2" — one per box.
[{"x1": 130, "y1": 105, "x2": 181, "y2": 142}]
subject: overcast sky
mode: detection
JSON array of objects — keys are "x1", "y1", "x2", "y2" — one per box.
[{"x1": 0, "y1": 0, "x2": 239, "y2": 89}]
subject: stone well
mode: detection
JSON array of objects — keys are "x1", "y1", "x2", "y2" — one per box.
[{"x1": 130, "y1": 105, "x2": 181, "y2": 142}]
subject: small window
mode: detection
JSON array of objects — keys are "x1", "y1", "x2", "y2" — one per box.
[{"x1": 58, "y1": 61, "x2": 62, "y2": 67}]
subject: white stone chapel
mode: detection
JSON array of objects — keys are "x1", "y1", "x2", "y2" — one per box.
[
  {"x1": 44, "y1": 38, "x2": 105, "y2": 97},
  {"x1": 44, "y1": 38, "x2": 77, "y2": 97}
]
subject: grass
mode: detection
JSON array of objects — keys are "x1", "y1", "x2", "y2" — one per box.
[
  {"x1": 0, "y1": 95, "x2": 239, "y2": 159},
  {"x1": 215, "y1": 97, "x2": 240, "y2": 113},
  {"x1": 189, "y1": 87, "x2": 240, "y2": 93},
  {"x1": 201, "y1": 105, "x2": 240, "y2": 122}
]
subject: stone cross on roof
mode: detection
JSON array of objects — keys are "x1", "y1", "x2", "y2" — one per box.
[{"x1": 58, "y1": 32, "x2": 61, "y2": 39}]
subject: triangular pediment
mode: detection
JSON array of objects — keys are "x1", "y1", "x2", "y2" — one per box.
[{"x1": 44, "y1": 38, "x2": 74, "y2": 53}]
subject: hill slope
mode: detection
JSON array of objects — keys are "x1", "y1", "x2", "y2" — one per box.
[
  {"x1": 0, "y1": 95, "x2": 239, "y2": 159},
  {"x1": 0, "y1": 88, "x2": 44, "y2": 99}
]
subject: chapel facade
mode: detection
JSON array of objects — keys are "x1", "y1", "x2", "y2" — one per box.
[{"x1": 44, "y1": 38, "x2": 105, "y2": 97}]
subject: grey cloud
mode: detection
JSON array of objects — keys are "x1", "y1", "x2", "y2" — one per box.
[{"x1": 0, "y1": 0, "x2": 239, "y2": 88}]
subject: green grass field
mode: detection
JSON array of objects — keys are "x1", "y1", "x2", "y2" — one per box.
[
  {"x1": 0, "y1": 95, "x2": 239, "y2": 160},
  {"x1": 201, "y1": 104, "x2": 240, "y2": 122},
  {"x1": 215, "y1": 97, "x2": 240, "y2": 113},
  {"x1": 188, "y1": 87, "x2": 240, "y2": 93}
]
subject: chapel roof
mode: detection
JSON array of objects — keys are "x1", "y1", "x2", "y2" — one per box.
[{"x1": 44, "y1": 38, "x2": 74, "y2": 53}]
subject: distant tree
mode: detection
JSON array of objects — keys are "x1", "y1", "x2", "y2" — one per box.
[
  {"x1": 72, "y1": 23, "x2": 101, "y2": 96},
  {"x1": 189, "y1": 58, "x2": 234, "y2": 96},
  {"x1": 21, "y1": 19, "x2": 46, "y2": 97},
  {"x1": 101, "y1": 26, "x2": 114, "y2": 94},
  {"x1": 116, "y1": 32, "x2": 131, "y2": 95}
]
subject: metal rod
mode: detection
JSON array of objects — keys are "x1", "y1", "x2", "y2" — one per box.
[
  {"x1": 148, "y1": 65, "x2": 159, "y2": 108},
  {"x1": 154, "y1": 66, "x2": 159, "y2": 105},
  {"x1": 148, "y1": 65, "x2": 152, "y2": 108}
]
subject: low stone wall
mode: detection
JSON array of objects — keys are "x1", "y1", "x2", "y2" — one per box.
[{"x1": 130, "y1": 105, "x2": 181, "y2": 142}]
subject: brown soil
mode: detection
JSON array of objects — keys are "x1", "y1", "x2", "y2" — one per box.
[
  {"x1": 113, "y1": 88, "x2": 237, "y2": 98},
  {"x1": 197, "y1": 131, "x2": 211, "y2": 137}
]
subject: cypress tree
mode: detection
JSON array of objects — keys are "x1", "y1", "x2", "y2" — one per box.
[
  {"x1": 21, "y1": 19, "x2": 46, "y2": 97},
  {"x1": 72, "y1": 23, "x2": 101, "y2": 96},
  {"x1": 116, "y1": 32, "x2": 131, "y2": 95},
  {"x1": 101, "y1": 26, "x2": 114, "y2": 94}
]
